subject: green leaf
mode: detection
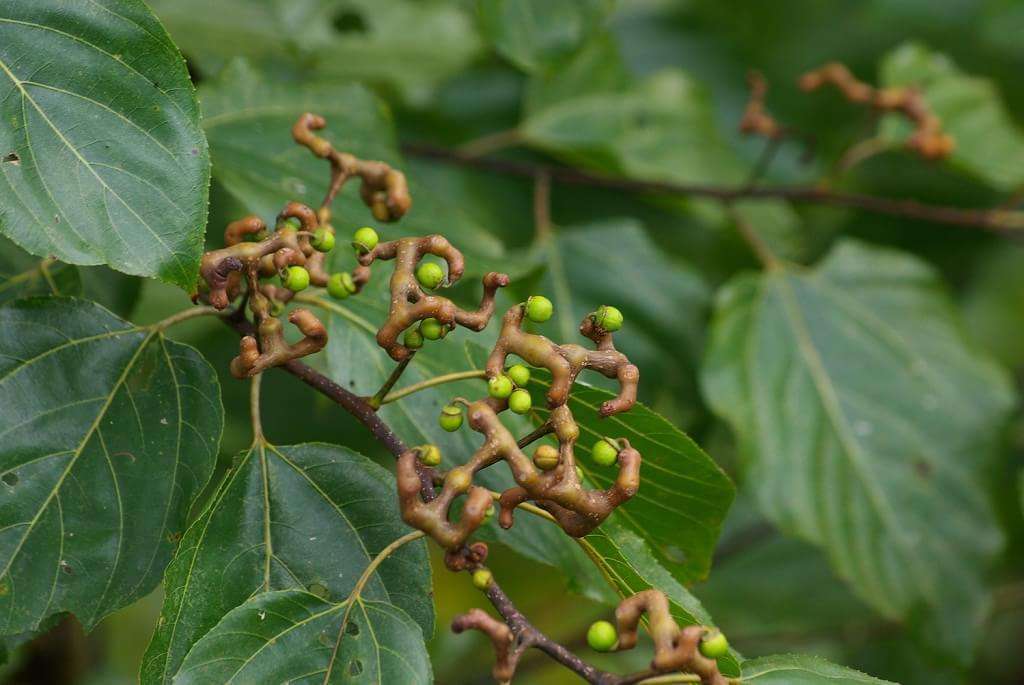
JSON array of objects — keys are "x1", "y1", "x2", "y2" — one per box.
[
  {"x1": 0, "y1": 297, "x2": 222, "y2": 634},
  {"x1": 538, "y1": 219, "x2": 710, "y2": 397},
  {"x1": 477, "y1": 0, "x2": 614, "y2": 72},
  {"x1": 0, "y1": 236, "x2": 79, "y2": 304},
  {"x1": 879, "y1": 43, "x2": 1024, "y2": 190},
  {"x1": 151, "y1": 0, "x2": 481, "y2": 107},
  {"x1": 529, "y1": 373, "x2": 735, "y2": 584},
  {"x1": 742, "y1": 654, "x2": 897, "y2": 684},
  {"x1": 0, "y1": 0, "x2": 210, "y2": 290},
  {"x1": 141, "y1": 443, "x2": 432, "y2": 685},
  {"x1": 702, "y1": 239, "x2": 1015, "y2": 655},
  {"x1": 200, "y1": 60, "x2": 505, "y2": 267},
  {"x1": 173, "y1": 589, "x2": 430, "y2": 684}
]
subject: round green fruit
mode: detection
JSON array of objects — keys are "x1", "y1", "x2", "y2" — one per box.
[
  {"x1": 281, "y1": 265, "x2": 310, "y2": 292},
  {"x1": 418, "y1": 444, "x2": 441, "y2": 467},
  {"x1": 420, "y1": 317, "x2": 446, "y2": 341},
  {"x1": 404, "y1": 328, "x2": 424, "y2": 350},
  {"x1": 439, "y1": 404, "x2": 464, "y2": 432},
  {"x1": 506, "y1": 363, "x2": 530, "y2": 387},
  {"x1": 487, "y1": 374, "x2": 514, "y2": 399},
  {"x1": 593, "y1": 305, "x2": 624, "y2": 332},
  {"x1": 525, "y1": 295, "x2": 553, "y2": 323},
  {"x1": 280, "y1": 216, "x2": 302, "y2": 230},
  {"x1": 472, "y1": 569, "x2": 493, "y2": 590},
  {"x1": 699, "y1": 630, "x2": 729, "y2": 659},
  {"x1": 327, "y1": 272, "x2": 356, "y2": 300},
  {"x1": 508, "y1": 389, "x2": 532, "y2": 415},
  {"x1": 416, "y1": 261, "x2": 445, "y2": 290},
  {"x1": 587, "y1": 620, "x2": 617, "y2": 652},
  {"x1": 533, "y1": 445, "x2": 559, "y2": 471},
  {"x1": 352, "y1": 226, "x2": 379, "y2": 254},
  {"x1": 312, "y1": 228, "x2": 335, "y2": 252},
  {"x1": 592, "y1": 439, "x2": 619, "y2": 466}
]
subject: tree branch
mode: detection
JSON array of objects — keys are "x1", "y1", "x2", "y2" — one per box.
[{"x1": 402, "y1": 141, "x2": 1024, "y2": 234}]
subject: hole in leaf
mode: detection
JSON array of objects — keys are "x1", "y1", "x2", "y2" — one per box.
[
  {"x1": 345, "y1": 620, "x2": 360, "y2": 636},
  {"x1": 3, "y1": 152, "x2": 19, "y2": 165},
  {"x1": 2, "y1": 473, "x2": 18, "y2": 487},
  {"x1": 60, "y1": 560, "x2": 73, "y2": 575},
  {"x1": 348, "y1": 659, "x2": 364, "y2": 676},
  {"x1": 661, "y1": 544, "x2": 687, "y2": 564},
  {"x1": 332, "y1": 10, "x2": 367, "y2": 34}
]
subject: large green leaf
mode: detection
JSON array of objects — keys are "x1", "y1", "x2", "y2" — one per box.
[
  {"x1": 742, "y1": 654, "x2": 896, "y2": 684},
  {"x1": 477, "y1": 0, "x2": 614, "y2": 72},
  {"x1": 173, "y1": 589, "x2": 430, "y2": 684},
  {"x1": 141, "y1": 443, "x2": 432, "y2": 685},
  {"x1": 702, "y1": 239, "x2": 1015, "y2": 655},
  {"x1": 0, "y1": 0, "x2": 210, "y2": 290},
  {"x1": 200, "y1": 60, "x2": 505, "y2": 267},
  {"x1": 879, "y1": 43, "x2": 1024, "y2": 191},
  {"x1": 152, "y1": 0, "x2": 481, "y2": 107},
  {"x1": 0, "y1": 298, "x2": 222, "y2": 634},
  {"x1": 529, "y1": 373, "x2": 735, "y2": 584},
  {"x1": 0, "y1": 236, "x2": 79, "y2": 304}
]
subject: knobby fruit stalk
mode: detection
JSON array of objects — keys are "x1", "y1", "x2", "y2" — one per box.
[{"x1": 196, "y1": 112, "x2": 730, "y2": 685}]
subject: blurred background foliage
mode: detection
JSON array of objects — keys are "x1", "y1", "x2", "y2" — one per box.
[{"x1": 3, "y1": 0, "x2": 1024, "y2": 683}]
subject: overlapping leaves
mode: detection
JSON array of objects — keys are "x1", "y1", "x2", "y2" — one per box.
[
  {"x1": 0, "y1": 298, "x2": 222, "y2": 634},
  {"x1": 0, "y1": 0, "x2": 209, "y2": 289}
]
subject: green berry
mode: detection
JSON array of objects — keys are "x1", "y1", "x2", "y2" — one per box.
[
  {"x1": 280, "y1": 216, "x2": 302, "y2": 230},
  {"x1": 592, "y1": 439, "x2": 619, "y2": 467},
  {"x1": 525, "y1": 295, "x2": 553, "y2": 323},
  {"x1": 699, "y1": 630, "x2": 729, "y2": 659},
  {"x1": 587, "y1": 620, "x2": 617, "y2": 652},
  {"x1": 281, "y1": 265, "x2": 310, "y2": 292},
  {"x1": 418, "y1": 444, "x2": 441, "y2": 467},
  {"x1": 508, "y1": 389, "x2": 532, "y2": 415},
  {"x1": 439, "y1": 404, "x2": 463, "y2": 432},
  {"x1": 404, "y1": 328, "x2": 424, "y2": 350},
  {"x1": 472, "y1": 569, "x2": 493, "y2": 590},
  {"x1": 420, "y1": 317, "x2": 446, "y2": 341},
  {"x1": 312, "y1": 228, "x2": 335, "y2": 252},
  {"x1": 487, "y1": 374, "x2": 514, "y2": 399},
  {"x1": 415, "y1": 261, "x2": 445, "y2": 290},
  {"x1": 327, "y1": 272, "x2": 356, "y2": 300},
  {"x1": 506, "y1": 364, "x2": 530, "y2": 387},
  {"x1": 482, "y1": 504, "x2": 495, "y2": 523},
  {"x1": 593, "y1": 305, "x2": 624, "y2": 332},
  {"x1": 576, "y1": 466, "x2": 584, "y2": 482},
  {"x1": 352, "y1": 226, "x2": 379, "y2": 254},
  {"x1": 533, "y1": 445, "x2": 559, "y2": 471}
]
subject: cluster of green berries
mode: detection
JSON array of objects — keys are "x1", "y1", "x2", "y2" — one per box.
[
  {"x1": 584, "y1": 621, "x2": 729, "y2": 658},
  {"x1": 275, "y1": 216, "x2": 339, "y2": 293},
  {"x1": 323, "y1": 226, "x2": 380, "y2": 300},
  {"x1": 487, "y1": 362, "x2": 533, "y2": 415},
  {"x1": 405, "y1": 316, "x2": 451, "y2": 352}
]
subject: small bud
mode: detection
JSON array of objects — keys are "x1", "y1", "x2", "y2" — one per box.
[
  {"x1": 591, "y1": 439, "x2": 619, "y2": 467},
  {"x1": 587, "y1": 620, "x2": 618, "y2": 652},
  {"x1": 439, "y1": 404, "x2": 464, "y2": 432},
  {"x1": 533, "y1": 445, "x2": 559, "y2": 471},
  {"x1": 482, "y1": 504, "x2": 495, "y2": 523},
  {"x1": 280, "y1": 216, "x2": 302, "y2": 230}
]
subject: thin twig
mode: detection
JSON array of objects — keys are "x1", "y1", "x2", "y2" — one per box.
[
  {"x1": 150, "y1": 305, "x2": 222, "y2": 332},
  {"x1": 724, "y1": 204, "x2": 779, "y2": 269},
  {"x1": 250, "y1": 373, "x2": 264, "y2": 444},
  {"x1": 368, "y1": 355, "x2": 416, "y2": 409},
  {"x1": 457, "y1": 129, "x2": 524, "y2": 158},
  {"x1": 381, "y1": 370, "x2": 487, "y2": 405},
  {"x1": 402, "y1": 141, "x2": 1024, "y2": 234}
]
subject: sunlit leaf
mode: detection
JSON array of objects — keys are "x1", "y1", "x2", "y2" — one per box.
[
  {"x1": 0, "y1": 298, "x2": 222, "y2": 634},
  {"x1": 742, "y1": 654, "x2": 896, "y2": 684},
  {"x1": 0, "y1": 0, "x2": 210, "y2": 289}
]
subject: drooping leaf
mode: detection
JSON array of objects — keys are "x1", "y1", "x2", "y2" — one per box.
[
  {"x1": 0, "y1": 0, "x2": 210, "y2": 290},
  {"x1": 0, "y1": 236, "x2": 79, "y2": 304},
  {"x1": 200, "y1": 60, "x2": 505, "y2": 267},
  {"x1": 702, "y1": 239, "x2": 1015, "y2": 656},
  {"x1": 742, "y1": 654, "x2": 896, "y2": 684},
  {"x1": 151, "y1": 0, "x2": 481, "y2": 107},
  {"x1": 173, "y1": 589, "x2": 430, "y2": 685},
  {"x1": 879, "y1": 43, "x2": 1024, "y2": 191},
  {"x1": 0, "y1": 298, "x2": 222, "y2": 634},
  {"x1": 141, "y1": 443, "x2": 432, "y2": 685},
  {"x1": 529, "y1": 372, "x2": 735, "y2": 584},
  {"x1": 477, "y1": 0, "x2": 614, "y2": 72}
]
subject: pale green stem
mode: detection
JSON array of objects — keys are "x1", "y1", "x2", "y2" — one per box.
[{"x1": 380, "y1": 370, "x2": 486, "y2": 405}]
